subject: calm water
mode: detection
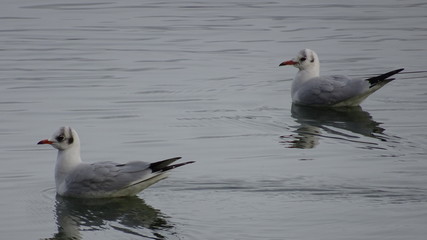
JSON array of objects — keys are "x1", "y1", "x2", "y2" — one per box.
[{"x1": 1, "y1": 0, "x2": 427, "y2": 239}]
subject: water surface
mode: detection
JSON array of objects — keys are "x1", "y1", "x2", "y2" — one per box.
[{"x1": 1, "y1": 0, "x2": 427, "y2": 239}]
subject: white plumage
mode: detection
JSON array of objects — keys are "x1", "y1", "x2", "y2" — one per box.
[
  {"x1": 38, "y1": 126, "x2": 194, "y2": 198},
  {"x1": 280, "y1": 49, "x2": 404, "y2": 107}
]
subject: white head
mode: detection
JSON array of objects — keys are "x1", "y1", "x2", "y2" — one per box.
[
  {"x1": 279, "y1": 49, "x2": 320, "y2": 74},
  {"x1": 38, "y1": 126, "x2": 80, "y2": 151}
]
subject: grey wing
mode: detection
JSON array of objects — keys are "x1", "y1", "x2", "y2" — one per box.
[
  {"x1": 65, "y1": 161, "x2": 153, "y2": 195},
  {"x1": 295, "y1": 75, "x2": 368, "y2": 105}
]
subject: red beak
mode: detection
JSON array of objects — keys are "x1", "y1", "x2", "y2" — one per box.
[
  {"x1": 38, "y1": 139, "x2": 53, "y2": 145},
  {"x1": 279, "y1": 60, "x2": 297, "y2": 66}
]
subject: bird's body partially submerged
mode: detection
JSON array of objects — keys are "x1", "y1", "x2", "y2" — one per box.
[
  {"x1": 38, "y1": 126, "x2": 194, "y2": 198},
  {"x1": 279, "y1": 49, "x2": 404, "y2": 107}
]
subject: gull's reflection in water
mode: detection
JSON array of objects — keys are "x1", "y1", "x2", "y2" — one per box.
[
  {"x1": 282, "y1": 104, "x2": 386, "y2": 149},
  {"x1": 44, "y1": 195, "x2": 175, "y2": 240}
]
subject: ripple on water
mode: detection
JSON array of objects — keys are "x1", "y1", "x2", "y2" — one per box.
[
  {"x1": 38, "y1": 193, "x2": 179, "y2": 240},
  {"x1": 177, "y1": 177, "x2": 427, "y2": 204}
]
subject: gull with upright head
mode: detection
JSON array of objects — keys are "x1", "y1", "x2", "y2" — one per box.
[
  {"x1": 38, "y1": 126, "x2": 194, "y2": 198},
  {"x1": 279, "y1": 49, "x2": 404, "y2": 107}
]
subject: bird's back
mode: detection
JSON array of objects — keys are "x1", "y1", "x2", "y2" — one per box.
[
  {"x1": 292, "y1": 75, "x2": 369, "y2": 106},
  {"x1": 61, "y1": 161, "x2": 162, "y2": 198}
]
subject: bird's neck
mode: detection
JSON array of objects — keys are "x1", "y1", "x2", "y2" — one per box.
[
  {"x1": 55, "y1": 146, "x2": 82, "y2": 186},
  {"x1": 296, "y1": 65, "x2": 320, "y2": 81},
  {"x1": 292, "y1": 66, "x2": 320, "y2": 96}
]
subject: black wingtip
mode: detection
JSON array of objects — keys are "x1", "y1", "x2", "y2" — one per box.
[
  {"x1": 387, "y1": 68, "x2": 405, "y2": 76},
  {"x1": 149, "y1": 157, "x2": 181, "y2": 172},
  {"x1": 149, "y1": 157, "x2": 195, "y2": 172},
  {"x1": 160, "y1": 161, "x2": 195, "y2": 172},
  {"x1": 367, "y1": 68, "x2": 404, "y2": 88}
]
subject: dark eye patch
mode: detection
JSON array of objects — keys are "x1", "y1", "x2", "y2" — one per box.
[
  {"x1": 300, "y1": 57, "x2": 307, "y2": 62},
  {"x1": 56, "y1": 135, "x2": 65, "y2": 142}
]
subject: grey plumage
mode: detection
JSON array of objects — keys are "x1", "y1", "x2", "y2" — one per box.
[
  {"x1": 38, "y1": 126, "x2": 194, "y2": 198},
  {"x1": 280, "y1": 49, "x2": 405, "y2": 107},
  {"x1": 63, "y1": 158, "x2": 194, "y2": 198}
]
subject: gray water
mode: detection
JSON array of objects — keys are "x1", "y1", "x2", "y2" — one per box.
[{"x1": 1, "y1": 0, "x2": 427, "y2": 239}]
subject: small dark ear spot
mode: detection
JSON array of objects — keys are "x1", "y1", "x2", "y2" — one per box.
[
  {"x1": 310, "y1": 58, "x2": 314, "y2": 63},
  {"x1": 68, "y1": 128, "x2": 74, "y2": 144}
]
